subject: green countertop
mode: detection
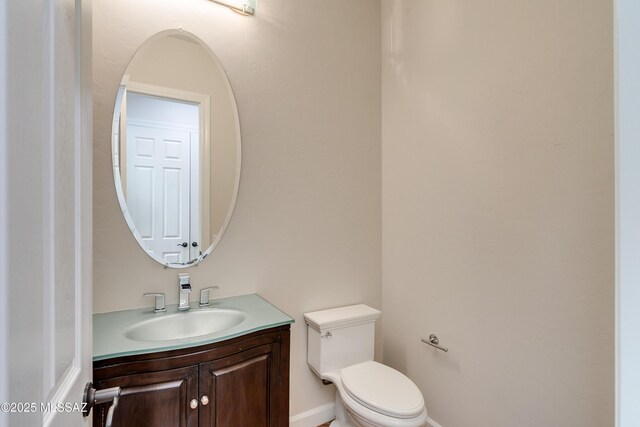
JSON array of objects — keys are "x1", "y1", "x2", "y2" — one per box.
[{"x1": 93, "y1": 293, "x2": 294, "y2": 361}]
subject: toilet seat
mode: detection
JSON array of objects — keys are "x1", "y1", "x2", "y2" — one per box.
[{"x1": 340, "y1": 361, "x2": 424, "y2": 419}]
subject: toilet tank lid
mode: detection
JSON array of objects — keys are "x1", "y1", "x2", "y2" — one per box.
[{"x1": 304, "y1": 304, "x2": 381, "y2": 332}]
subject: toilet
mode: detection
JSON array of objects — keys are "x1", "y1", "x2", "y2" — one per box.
[{"x1": 304, "y1": 305, "x2": 428, "y2": 427}]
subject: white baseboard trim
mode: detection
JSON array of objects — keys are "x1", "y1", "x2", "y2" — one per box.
[
  {"x1": 290, "y1": 403, "x2": 335, "y2": 427},
  {"x1": 289, "y1": 403, "x2": 442, "y2": 427}
]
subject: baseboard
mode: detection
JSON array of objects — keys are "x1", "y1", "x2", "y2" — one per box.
[
  {"x1": 290, "y1": 403, "x2": 335, "y2": 427},
  {"x1": 289, "y1": 403, "x2": 442, "y2": 427}
]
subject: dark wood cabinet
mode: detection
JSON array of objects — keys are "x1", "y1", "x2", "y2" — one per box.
[
  {"x1": 93, "y1": 325, "x2": 290, "y2": 427},
  {"x1": 94, "y1": 365, "x2": 199, "y2": 427},
  {"x1": 200, "y1": 344, "x2": 274, "y2": 427}
]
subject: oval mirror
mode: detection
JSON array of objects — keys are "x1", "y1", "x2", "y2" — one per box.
[{"x1": 111, "y1": 30, "x2": 241, "y2": 268}]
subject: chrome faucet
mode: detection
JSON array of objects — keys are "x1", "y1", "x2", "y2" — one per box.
[{"x1": 178, "y1": 273, "x2": 192, "y2": 311}]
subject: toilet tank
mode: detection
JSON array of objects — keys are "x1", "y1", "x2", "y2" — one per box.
[{"x1": 304, "y1": 304, "x2": 381, "y2": 376}]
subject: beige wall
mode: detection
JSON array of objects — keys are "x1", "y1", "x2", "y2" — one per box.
[
  {"x1": 381, "y1": 1, "x2": 614, "y2": 426},
  {"x1": 94, "y1": 0, "x2": 614, "y2": 424},
  {"x1": 93, "y1": 0, "x2": 381, "y2": 417}
]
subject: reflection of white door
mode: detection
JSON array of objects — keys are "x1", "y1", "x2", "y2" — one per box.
[
  {"x1": 126, "y1": 125, "x2": 191, "y2": 263},
  {"x1": 125, "y1": 92, "x2": 200, "y2": 265}
]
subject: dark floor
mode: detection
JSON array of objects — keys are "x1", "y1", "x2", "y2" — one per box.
[{"x1": 317, "y1": 423, "x2": 332, "y2": 427}]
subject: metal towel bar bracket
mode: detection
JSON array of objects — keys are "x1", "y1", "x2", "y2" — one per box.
[
  {"x1": 421, "y1": 334, "x2": 448, "y2": 352},
  {"x1": 83, "y1": 382, "x2": 121, "y2": 427}
]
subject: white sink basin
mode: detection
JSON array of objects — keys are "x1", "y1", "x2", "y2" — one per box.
[{"x1": 125, "y1": 309, "x2": 246, "y2": 342}]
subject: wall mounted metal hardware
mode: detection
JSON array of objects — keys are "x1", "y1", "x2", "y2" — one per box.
[{"x1": 421, "y1": 333, "x2": 448, "y2": 352}]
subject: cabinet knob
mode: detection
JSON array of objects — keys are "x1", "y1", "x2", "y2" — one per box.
[
  {"x1": 201, "y1": 395, "x2": 209, "y2": 406},
  {"x1": 190, "y1": 399, "x2": 198, "y2": 409}
]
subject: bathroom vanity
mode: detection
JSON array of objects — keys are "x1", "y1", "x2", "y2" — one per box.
[
  {"x1": 91, "y1": 29, "x2": 295, "y2": 426},
  {"x1": 93, "y1": 294, "x2": 293, "y2": 427}
]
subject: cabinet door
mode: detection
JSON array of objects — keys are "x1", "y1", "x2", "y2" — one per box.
[
  {"x1": 199, "y1": 343, "x2": 281, "y2": 427},
  {"x1": 94, "y1": 365, "x2": 199, "y2": 427}
]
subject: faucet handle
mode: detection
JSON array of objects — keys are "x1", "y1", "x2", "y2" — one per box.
[
  {"x1": 199, "y1": 286, "x2": 220, "y2": 307},
  {"x1": 179, "y1": 273, "x2": 192, "y2": 292},
  {"x1": 143, "y1": 293, "x2": 166, "y2": 313}
]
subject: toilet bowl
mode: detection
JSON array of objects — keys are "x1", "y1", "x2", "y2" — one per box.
[
  {"x1": 304, "y1": 305, "x2": 428, "y2": 427},
  {"x1": 325, "y1": 361, "x2": 428, "y2": 427}
]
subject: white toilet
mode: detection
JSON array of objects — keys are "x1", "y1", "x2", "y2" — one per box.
[{"x1": 304, "y1": 305, "x2": 428, "y2": 427}]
